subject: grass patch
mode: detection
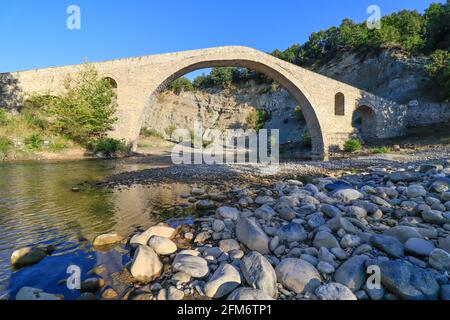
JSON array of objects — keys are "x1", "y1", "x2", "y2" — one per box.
[
  {"x1": 140, "y1": 128, "x2": 164, "y2": 139},
  {"x1": 300, "y1": 132, "x2": 312, "y2": 149},
  {"x1": 0, "y1": 137, "x2": 12, "y2": 160},
  {"x1": 368, "y1": 146, "x2": 391, "y2": 154},
  {"x1": 24, "y1": 133, "x2": 43, "y2": 151},
  {"x1": 89, "y1": 138, "x2": 130, "y2": 157},
  {"x1": 344, "y1": 139, "x2": 362, "y2": 153},
  {"x1": 246, "y1": 109, "x2": 271, "y2": 132}
]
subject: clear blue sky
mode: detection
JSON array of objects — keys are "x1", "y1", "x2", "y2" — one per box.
[{"x1": 0, "y1": 0, "x2": 442, "y2": 75}]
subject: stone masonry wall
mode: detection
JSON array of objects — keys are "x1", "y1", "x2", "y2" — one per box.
[{"x1": 407, "y1": 102, "x2": 450, "y2": 127}]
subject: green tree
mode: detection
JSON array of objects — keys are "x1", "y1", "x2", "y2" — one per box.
[
  {"x1": 209, "y1": 67, "x2": 235, "y2": 88},
  {"x1": 338, "y1": 19, "x2": 369, "y2": 49},
  {"x1": 423, "y1": 2, "x2": 450, "y2": 52},
  {"x1": 425, "y1": 50, "x2": 450, "y2": 101},
  {"x1": 48, "y1": 63, "x2": 118, "y2": 145},
  {"x1": 166, "y1": 77, "x2": 194, "y2": 94}
]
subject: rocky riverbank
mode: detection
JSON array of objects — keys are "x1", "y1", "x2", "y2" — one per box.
[{"x1": 10, "y1": 157, "x2": 450, "y2": 300}]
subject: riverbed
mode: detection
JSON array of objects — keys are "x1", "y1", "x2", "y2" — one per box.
[{"x1": 0, "y1": 158, "x2": 195, "y2": 299}]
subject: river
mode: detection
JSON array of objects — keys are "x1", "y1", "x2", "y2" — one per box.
[{"x1": 0, "y1": 158, "x2": 194, "y2": 299}]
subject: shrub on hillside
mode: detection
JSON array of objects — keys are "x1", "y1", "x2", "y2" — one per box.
[
  {"x1": 344, "y1": 139, "x2": 362, "y2": 153},
  {"x1": 140, "y1": 128, "x2": 164, "y2": 139},
  {"x1": 166, "y1": 77, "x2": 194, "y2": 94},
  {"x1": 24, "y1": 133, "x2": 43, "y2": 151},
  {"x1": 246, "y1": 109, "x2": 271, "y2": 132},
  {"x1": 425, "y1": 50, "x2": 450, "y2": 101},
  {"x1": 90, "y1": 138, "x2": 129, "y2": 157},
  {"x1": 300, "y1": 132, "x2": 312, "y2": 148},
  {"x1": 0, "y1": 136, "x2": 12, "y2": 159},
  {"x1": 0, "y1": 108, "x2": 8, "y2": 125}
]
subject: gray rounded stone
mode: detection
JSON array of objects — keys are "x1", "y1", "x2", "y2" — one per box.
[
  {"x1": 316, "y1": 283, "x2": 357, "y2": 300},
  {"x1": 173, "y1": 254, "x2": 209, "y2": 278},
  {"x1": 236, "y1": 218, "x2": 270, "y2": 254},
  {"x1": 334, "y1": 255, "x2": 369, "y2": 292},
  {"x1": 275, "y1": 258, "x2": 322, "y2": 294},
  {"x1": 240, "y1": 251, "x2": 277, "y2": 298},
  {"x1": 313, "y1": 231, "x2": 340, "y2": 249},
  {"x1": 228, "y1": 288, "x2": 274, "y2": 300},
  {"x1": 370, "y1": 234, "x2": 404, "y2": 258},
  {"x1": 204, "y1": 264, "x2": 241, "y2": 298},
  {"x1": 404, "y1": 238, "x2": 435, "y2": 257}
]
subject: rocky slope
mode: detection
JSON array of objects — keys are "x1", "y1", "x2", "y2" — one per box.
[
  {"x1": 311, "y1": 49, "x2": 436, "y2": 104},
  {"x1": 143, "y1": 84, "x2": 305, "y2": 145}
]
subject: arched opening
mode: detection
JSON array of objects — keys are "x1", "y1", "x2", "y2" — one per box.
[
  {"x1": 335, "y1": 92, "x2": 345, "y2": 116},
  {"x1": 104, "y1": 77, "x2": 118, "y2": 91},
  {"x1": 139, "y1": 59, "x2": 326, "y2": 160},
  {"x1": 352, "y1": 105, "x2": 377, "y2": 143}
]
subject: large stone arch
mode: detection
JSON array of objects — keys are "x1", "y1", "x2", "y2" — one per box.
[
  {"x1": 4, "y1": 45, "x2": 409, "y2": 160},
  {"x1": 138, "y1": 57, "x2": 326, "y2": 159}
]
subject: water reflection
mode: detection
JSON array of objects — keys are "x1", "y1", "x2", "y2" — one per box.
[{"x1": 0, "y1": 159, "x2": 192, "y2": 299}]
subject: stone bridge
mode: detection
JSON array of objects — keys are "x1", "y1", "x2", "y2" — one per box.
[{"x1": 1, "y1": 46, "x2": 408, "y2": 160}]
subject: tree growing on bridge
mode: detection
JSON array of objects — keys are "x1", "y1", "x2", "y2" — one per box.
[{"x1": 47, "y1": 63, "x2": 118, "y2": 145}]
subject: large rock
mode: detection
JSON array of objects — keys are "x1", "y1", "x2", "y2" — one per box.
[
  {"x1": 383, "y1": 226, "x2": 422, "y2": 243},
  {"x1": 378, "y1": 260, "x2": 440, "y2": 300},
  {"x1": 11, "y1": 247, "x2": 46, "y2": 267},
  {"x1": 16, "y1": 287, "x2": 63, "y2": 300},
  {"x1": 204, "y1": 264, "x2": 241, "y2": 299},
  {"x1": 332, "y1": 189, "x2": 363, "y2": 203},
  {"x1": 219, "y1": 239, "x2": 241, "y2": 253},
  {"x1": 422, "y1": 210, "x2": 446, "y2": 225},
  {"x1": 172, "y1": 254, "x2": 209, "y2": 278},
  {"x1": 315, "y1": 283, "x2": 357, "y2": 300},
  {"x1": 130, "y1": 246, "x2": 163, "y2": 283},
  {"x1": 148, "y1": 236, "x2": 177, "y2": 255},
  {"x1": 320, "y1": 204, "x2": 342, "y2": 218},
  {"x1": 236, "y1": 218, "x2": 270, "y2": 254},
  {"x1": 334, "y1": 255, "x2": 368, "y2": 292},
  {"x1": 254, "y1": 205, "x2": 277, "y2": 221},
  {"x1": 130, "y1": 226, "x2": 176, "y2": 246},
  {"x1": 439, "y1": 235, "x2": 450, "y2": 253},
  {"x1": 429, "y1": 177, "x2": 450, "y2": 193},
  {"x1": 93, "y1": 233, "x2": 123, "y2": 247},
  {"x1": 275, "y1": 258, "x2": 321, "y2": 294},
  {"x1": 313, "y1": 231, "x2": 340, "y2": 249},
  {"x1": 406, "y1": 185, "x2": 427, "y2": 198},
  {"x1": 404, "y1": 238, "x2": 435, "y2": 257},
  {"x1": 429, "y1": 249, "x2": 450, "y2": 272},
  {"x1": 325, "y1": 181, "x2": 354, "y2": 192},
  {"x1": 228, "y1": 288, "x2": 274, "y2": 300},
  {"x1": 370, "y1": 234, "x2": 404, "y2": 258},
  {"x1": 441, "y1": 285, "x2": 450, "y2": 300},
  {"x1": 276, "y1": 223, "x2": 307, "y2": 243},
  {"x1": 388, "y1": 171, "x2": 420, "y2": 183},
  {"x1": 216, "y1": 207, "x2": 240, "y2": 221},
  {"x1": 240, "y1": 252, "x2": 277, "y2": 298}
]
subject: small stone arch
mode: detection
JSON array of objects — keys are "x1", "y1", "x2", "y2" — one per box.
[
  {"x1": 335, "y1": 92, "x2": 345, "y2": 116},
  {"x1": 352, "y1": 105, "x2": 377, "y2": 142},
  {"x1": 103, "y1": 77, "x2": 118, "y2": 90}
]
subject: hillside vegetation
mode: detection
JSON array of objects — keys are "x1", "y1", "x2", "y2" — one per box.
[
  {"x1": 0, "y1": 64, "x2": 127, "y2": 160},
  {"x1": 167, "y1": 2, "x2": 449, "y2": 101}
]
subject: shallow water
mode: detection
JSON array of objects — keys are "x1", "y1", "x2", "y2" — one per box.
[{"x1": 0, "y1": 159, "x2": 192, "y2": 299}]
